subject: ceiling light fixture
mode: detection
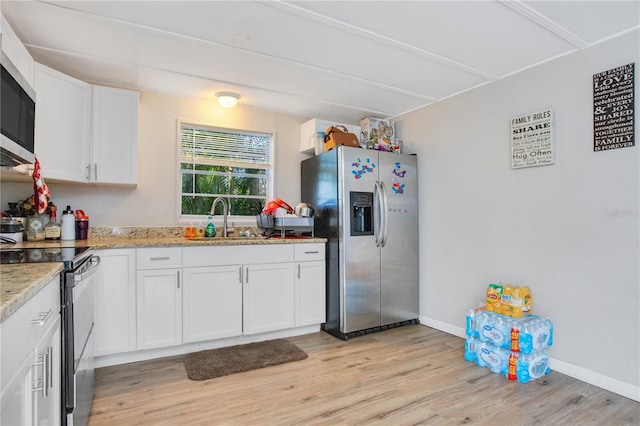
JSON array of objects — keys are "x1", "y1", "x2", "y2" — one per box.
[{"x1": 216, "y1": 91, "x2": 240, "y2": 108}]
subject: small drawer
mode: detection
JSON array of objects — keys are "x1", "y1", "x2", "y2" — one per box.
[
  {"x1": 136, "y1": 247, "x2": 182, "y2": 270},
  {"x1": 294, "y1": 243, "x2": 325, "y2": 262}
]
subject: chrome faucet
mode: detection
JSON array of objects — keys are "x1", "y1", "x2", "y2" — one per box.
[{"x1": 210, "y1": 197, "x2": 229, "y2": 237}]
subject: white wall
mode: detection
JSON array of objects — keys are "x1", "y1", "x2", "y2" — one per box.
[
  {"x1": 397, "y1": 31, "x2": 639, "y2": 400},
  {"x1": 1, "y1": 91, "x2": 313, "y2": 226}
]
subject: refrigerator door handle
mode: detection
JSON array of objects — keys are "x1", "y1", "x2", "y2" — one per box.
[
  {"x1": 380, "y1": 181, "x2": 389, "y2": 247},
  {"x1": 374, "y1": 181, "x2": 382, "y2": 247}
]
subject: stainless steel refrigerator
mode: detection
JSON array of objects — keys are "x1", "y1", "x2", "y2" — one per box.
[{"x1": 301, "y1": 146, "x2": 419, "y2": 340}]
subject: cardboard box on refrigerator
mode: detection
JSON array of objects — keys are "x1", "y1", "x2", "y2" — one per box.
[{"x1": 360, "y1": 117, "x2": 395, "y2": 141}]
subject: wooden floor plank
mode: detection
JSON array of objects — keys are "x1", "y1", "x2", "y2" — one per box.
[{"x1": 89, "y1": 325, "x2": 639, "y2": 425}]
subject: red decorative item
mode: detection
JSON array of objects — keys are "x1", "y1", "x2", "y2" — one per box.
[
  {"x1": 32, "y1": 158, "x2": 50, "y2": 214},
  {"x1": 273, "y1": 198, "x2": 293, "y2": 214},
  {"x1": 262, "y1": 198, "x2": 294, "y2": 215}
]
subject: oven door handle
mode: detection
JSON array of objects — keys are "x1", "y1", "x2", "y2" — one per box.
[{"x1": 74, "y1": 255, "x2": 101, "y2": 283}]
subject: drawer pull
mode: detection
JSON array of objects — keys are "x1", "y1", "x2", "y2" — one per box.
[
  {"x1": 149, "y1": 256, "x2": 170, "y2": 261},
  {"x1": 304, "y1": 251, "x2": 319, "y2": 254},
  {"x1": 32, "y1": 309, "x2": 54, "y2": 325}
]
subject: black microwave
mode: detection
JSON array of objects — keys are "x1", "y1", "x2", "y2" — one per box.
[{"x1": 1, "y1": 53, "x2": 36, "y2": 167}]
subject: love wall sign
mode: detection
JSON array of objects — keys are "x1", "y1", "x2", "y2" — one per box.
[{"x1": 593, "y1": 63, "x2": 635, "y2": 152}]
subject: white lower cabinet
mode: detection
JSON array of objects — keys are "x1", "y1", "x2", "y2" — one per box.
[
  {"x1": 0, "y1": 276, "x2": 60, "y2": 425},
  {"x1": 136, "y1": 248, "x2": 183, "y2": 350},
  {"x1": 243, "y1": 263, "x2": 295, "y2": 335},
  {"x1": 94, "y1": 243, "x2": 325, "y2": 362},
  {"x1": 294, "y1": 243, "x2": 326, "y2": 327},
  {"x1": 0, "y1": 356, "x2": 33, "y2": 425},
  {"x1": 182, "y1": 266, "x2": 242, "y2": 343},
  {"x1": 93, "y1": 249, "x2": 136, "y2": 356},
  {"x1": 32, "y1": 317, "x2": 61, "y2": 425},
  {"x1": 136, "y1": 268, "x2": 182, "y2": 350},
  {"x1": 183, "y1": 244, "x2": 297, "y2": 338},
  {"x1": 295, "y1": 260, "x2": 326, "y2": 326}
]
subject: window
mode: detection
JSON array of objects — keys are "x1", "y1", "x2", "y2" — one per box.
[{"x1": 179, "y1": 123, "x2": 272, "y2": 220}]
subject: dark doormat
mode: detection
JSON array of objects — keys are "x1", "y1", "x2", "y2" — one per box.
[{"x1": 183, "y1": 339, "x2": 308, "y2": 381}]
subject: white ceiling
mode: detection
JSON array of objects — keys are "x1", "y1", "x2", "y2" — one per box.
[{"x1": 2, "y1": 1, "x2": 639, "y2": 124}]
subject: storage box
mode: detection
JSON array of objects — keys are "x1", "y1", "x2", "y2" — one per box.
[{"x1": 360, "y1": 117, "x2": 395, "y2": 141}]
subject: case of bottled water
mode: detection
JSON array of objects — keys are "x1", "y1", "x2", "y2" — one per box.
[
  {"x1": 466, "y1": 307, "x2": 553, "y2": 353},
  {"x1": 507, "y1": 350, "x2": 551, "y2": 382},
  {"x1": 465, "y1": 336, "x2": 551, "y2": 382},
  {"x1": 465, "y1": 307, "x2": 553, "y2": 383},
  {"x1": 465, "y1": 337, "x2": 510, "y2": 375}
]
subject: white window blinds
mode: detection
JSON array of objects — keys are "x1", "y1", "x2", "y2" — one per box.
[{"x1": 180, "y1": 124, "x2": 272, "y2": 166}]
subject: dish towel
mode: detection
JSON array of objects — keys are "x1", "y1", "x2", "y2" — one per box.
[{"x1": 32, "y1": 158, "x2": 50, "y2": 214}]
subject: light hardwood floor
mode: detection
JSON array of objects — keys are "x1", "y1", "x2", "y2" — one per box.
[{"x1": 89, "y1": 325, "x2": 639, "y2": 425}]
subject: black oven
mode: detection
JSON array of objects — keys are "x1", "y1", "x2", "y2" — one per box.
[{"x1": 0, "y1": 247, "x2": 100, "y2": 426}]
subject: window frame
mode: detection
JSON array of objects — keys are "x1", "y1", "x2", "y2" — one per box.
[{"x1": 176, "y1": 120, "x2": 274, "y2": 225}]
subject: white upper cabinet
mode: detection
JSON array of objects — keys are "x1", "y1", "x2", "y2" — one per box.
[
  {"x1": 33, "y1": 62, "x2": 138, "y2": 185},
  {"x1": 34, "y1": 63, "x2": 92, "y2": 182},
  {"x1": 0, "y1": 15, "x2": 34, "y2": 87},
  {"x1": 91, "y1": 86, "x2": 138, "y2": 184},
  {"x1": 300, "y1": 118, "x2": 361, "y2": 153}
]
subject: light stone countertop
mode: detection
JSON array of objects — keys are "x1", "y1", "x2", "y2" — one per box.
[
  {"x1": 1, "y1": 262, "x2": 63, "y2": 322},
  {"x1": 0, "y1": 228, "x2": 327, "y2": 323}
]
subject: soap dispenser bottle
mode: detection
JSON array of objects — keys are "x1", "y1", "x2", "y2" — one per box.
[
  {"x1": 61, "y1": 205, "x2": 76, "y2": 240},
  {"x1": 205, "y1": 215, "x2": 216, "y2": 237}
]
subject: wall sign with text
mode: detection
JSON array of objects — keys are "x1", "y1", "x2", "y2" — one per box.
[
  {"x1": 593, "y1": 63, "x2": 635, "y2": 152},
  {"x1": 511, "y1": 109, "x2": 554, "y2": 169}
]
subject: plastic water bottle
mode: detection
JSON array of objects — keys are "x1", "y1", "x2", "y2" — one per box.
[{"x1": 61, "y1": 205, "x2": 76, "y2": 241}]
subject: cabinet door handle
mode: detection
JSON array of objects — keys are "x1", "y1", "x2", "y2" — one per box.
[
  {"x1": 177, "y1": 270, "x2": 180, "y2": 288},
  {"x1": 239, "y1": 266, "x2": 242, "y2": 284},
  {"x1": 86, "y1": 163, "x2": 91, "y2": 181},
  {"x1": 94, "y1": 163, "x2": 98, "y2": 181},
  {"x1": 150, "y1": 256, "x2": 170, "y2": 261},
  {"x1": 47, "y1": 346, "x2": 53, "y2": 392},
  {"x1": 32, "y1": 350, "x2": 49, "y2": 397},
  {"x1": 245, "y1": 267, "x2": 249, "y2": 284},
  {"x1": 297, "y1": 264, "x2": 301, "y2": 279},
  {"x1": 305, "y1": 251, "x2": 319, "y2": 254},
  {"x1": 32, "y1": 309, "x2": 53, "y2": 325}
]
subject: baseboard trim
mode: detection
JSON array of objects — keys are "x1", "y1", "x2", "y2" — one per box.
[{"x1": 419, "y1": 315, "x2": 640, "y2": 402}]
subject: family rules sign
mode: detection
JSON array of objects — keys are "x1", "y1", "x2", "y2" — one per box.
[
  {"x1": 593, "y1": 63, "x2": 635, "y2": 152},
  {"x1": 511, "y1": 109, "x2": 554, "y2": 169}
]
